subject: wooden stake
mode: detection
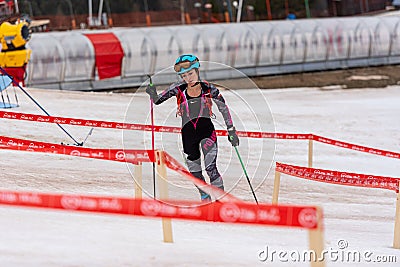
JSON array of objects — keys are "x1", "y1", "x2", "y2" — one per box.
[
  {"x1": 156, "y1": 150, "x2": 173, "y2": 243},
  {"x1": 308, "y1": 139, "x2": 313, "y2": 168},
  {"x1": 134, "y1": 163, "x2": 143, "y2": 199},
  {"x1": 272, "y1": 171, "x2": 281, "y2": 204},
  {"x1": 394, "y1": 182, "x2": 400, "y2": 249},
  {"x1": 309, "y1": 207, "x2": 325, "y2": 267}
]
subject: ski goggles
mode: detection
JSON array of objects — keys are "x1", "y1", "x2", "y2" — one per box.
[{"x1": 174, "y1": 55, "x2": 200, "y2": 73}]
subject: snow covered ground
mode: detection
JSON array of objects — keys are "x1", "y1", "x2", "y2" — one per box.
[{"x1": 0, "y1": 84, "x2": 400, "y2": 266}]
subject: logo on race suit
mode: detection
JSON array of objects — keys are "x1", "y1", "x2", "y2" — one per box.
[
  {"x1": 70, "y1": 150, "x2": 81, "y2": 157},
  {"x1": 115, "y1": 151, "x2": 126, "y2": 161},
  {"x1": 140, "y1": 200, "x2": 162, "y2": 216},
  {"x1": 61, "y1": 196, "x2": 82, "y2": 210},
  {"x1": 298, "y1": 208, "x2": 318, "y2": 228},
  {"x1": 219, "y1": 203, "x2": 241, "y2": 223}
]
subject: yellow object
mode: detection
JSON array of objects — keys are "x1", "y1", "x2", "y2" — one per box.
[
  {"x1": 0, "y1": 21, "x2": 31, "y2": 50},
  {"x1": 0, "y1": 49, "x2": 31, "y2": 67},
  {"x1": 0, "y1": 21, "x2": 32, "y2": 67}
]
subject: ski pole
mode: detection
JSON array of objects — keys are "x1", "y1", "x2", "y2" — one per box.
[
  {"x1": 0, "y1": 67, "x2": 85, "y2": 146},
  {"x1": 81, "y1": 127, "x2": 94, "y2": 145},
  {"x1": 233, "y1": 145, "x2": 259, "y2": 204},
  {"x1": 148, "y1": 74, "x2": 156, "y2": 199}
]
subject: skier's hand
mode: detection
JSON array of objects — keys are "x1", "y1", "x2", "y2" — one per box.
[
  {"x1": 146, "y1": 84, "x2": 158, "y2": 100},
  {"x1": 227, "y1": 127, "x2": 239, "y2": 147}
]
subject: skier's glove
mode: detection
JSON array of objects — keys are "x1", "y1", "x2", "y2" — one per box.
[
  {"x1": 146, "y1": 84, "x2": 158, "y2": 101},
  {"x1": 227, "y1": 126, "x2": 239, "y2": 147}
]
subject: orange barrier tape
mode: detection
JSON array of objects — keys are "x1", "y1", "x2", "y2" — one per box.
[
  {"x1": 0, "y1": 135, "x2": 155, "y2": 163},
  {"x1": 276, "y1": 162, "x2": 400, "y2": 193},
  {"x1": 0, "y1": 190, "x2": 320, "y2": 229}
]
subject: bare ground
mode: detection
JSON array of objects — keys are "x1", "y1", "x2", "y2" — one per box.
[
  {"x1": 112, "y1": 65, "x2": 400, "y2": 93},
  {"x1": 251, "y1": 65, "x2": 400, "y2": 89}
]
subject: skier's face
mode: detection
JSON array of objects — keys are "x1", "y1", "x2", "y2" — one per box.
[{"x1": 181, "y1": 69, "x2": 199, "y2": 87}]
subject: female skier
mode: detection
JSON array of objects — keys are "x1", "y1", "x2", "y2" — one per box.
[{"x1": 146, "y1": 54, "x2": 239, "y2": 201}]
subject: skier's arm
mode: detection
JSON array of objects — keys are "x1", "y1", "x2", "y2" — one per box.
[
  {"x1": 146, "y1": 83, "x2": 180, "y2": 105},
  {"x1": 210, "y1": 84, "x2": 239, "y2": 146},
  {"x1": 210, "y1": 84, "x2": 234, "y2": 128}
]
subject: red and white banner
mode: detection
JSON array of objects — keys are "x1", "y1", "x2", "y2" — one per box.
[
  {"x1": 0, "y1": 135, "x2": 154, "y2": 164},
  {"x1": 1, "y1": 110, "x2": 399, "y2": 160},
  {"x1": 0, "y1": 110, "x2": 181, "y2": 133},
  {"x1": 0, "y1": 190, "x2": 319, "y2": 229},
  {"x1": 0, "y1": 135, "x2": 242, "y2": 202},
  {"x1": 312, "y1": 135, "x2": 400, "y2": 159},
  {"x1": 163, "y1": 151, "x2": 240, "y2": 203},
  {"x1": 276, "y1": 162, "x2": 400, "y2": 193},
  {"x1": 0, "y1": 111, "x2": 299, "y2": 139}
]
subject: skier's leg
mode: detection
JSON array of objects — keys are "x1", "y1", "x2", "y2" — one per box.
[
  {"x1": 186, "y1": 156, "x2": 211, "y2": 201},
  {"x1": 201, "y1": 131, "x2": 224, "y2": 191},
  {"x1": 183, "y1": 132, "x2": 211, "y2": 201}
]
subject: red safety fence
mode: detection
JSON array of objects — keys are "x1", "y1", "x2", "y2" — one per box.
[
  {"x1": 162, "y1": 151, "x2": 240, "y2": 203},
  {"x1": 276, "y1": 162, "x2": 400, "y2": 193},
  {"x1": 311, "y1": 134, "x2": 400, "y2": 159},
  {"x1": 0, "y1": 135, "x2": 154, "y2": 164},
  {"x1": 0, "y1": 110, "x2": 309, "y2": 138},
  {"x1": 0, "y1": 135, "x2": 240, "y2": 202},
  {"x1": 0, "y1": 190, "x2": 319, "y2": 229},
  {"x1": 1, "y1": 110, "x2": 399, "y2": 159}
]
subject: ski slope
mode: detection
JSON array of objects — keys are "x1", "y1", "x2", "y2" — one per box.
[{"x1": 0, "y1": 85, "x2": 399, "y2": 266}]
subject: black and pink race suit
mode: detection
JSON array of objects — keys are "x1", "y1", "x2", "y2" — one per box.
[{"x1": 152, "y1": 81, "x2": 233, "y2": 198}]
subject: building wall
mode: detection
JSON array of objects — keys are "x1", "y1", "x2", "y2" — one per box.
[{"x1": 327, "y1": 0, "x2": 388, "y2": 16}]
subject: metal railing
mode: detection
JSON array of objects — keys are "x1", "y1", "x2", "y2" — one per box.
[{"x1": 26, "y1": 16, "x2": 400, "y2": 90}]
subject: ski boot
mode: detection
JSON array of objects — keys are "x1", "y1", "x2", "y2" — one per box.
[{"x1": 200, "y1": 191, "x2": 211, "y2": 202}]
